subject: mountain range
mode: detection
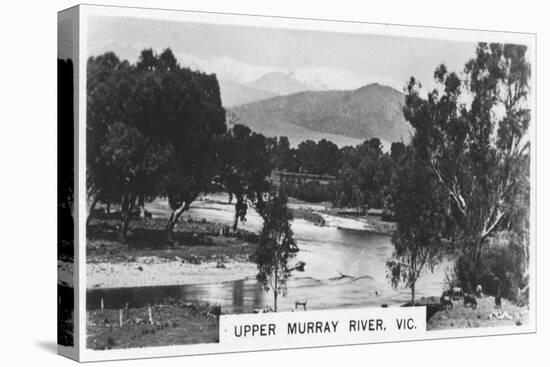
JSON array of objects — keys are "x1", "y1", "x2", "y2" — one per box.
[
  {"x1": 219, "y1": 71, "x2": 327, "y2": 107},
  {"x1": 227, "y1": 81, "x2": 413, "y2": 149}
]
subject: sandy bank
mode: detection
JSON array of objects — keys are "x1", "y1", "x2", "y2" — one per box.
[{"x1": 87, "y1": 256, "x2": 257, "y2": 289}]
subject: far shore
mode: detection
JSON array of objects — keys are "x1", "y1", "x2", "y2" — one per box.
[{"x1": 286, "y1": 198, "x2": 396, "y2": 235}]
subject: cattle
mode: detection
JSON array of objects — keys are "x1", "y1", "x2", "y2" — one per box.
[
  {"x1": 440, "y1": 294, "x2": 454, "y2": 310},
  {"x1": 517, "y1": 285, "x2": 529, "y2": 307},
  {"x1": 442, "y1": 289, "x2": 453, "y2": 297},
  {"x1": 294, "y1": 300, "x2": 307, "y2": 311},
  {"x1": 293, "y1": 261, "x2": 306, "y2": 272},
  {"x1": 463, "y1": 293, "x2": 477, "y2": 309},
  {"x1": 452, "y1": 287, "x2": 464, "y2": 300}
]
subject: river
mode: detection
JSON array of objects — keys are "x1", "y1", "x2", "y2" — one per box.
[{"x1": 87, "y1": 195, "x2": 451, "y2": 313}]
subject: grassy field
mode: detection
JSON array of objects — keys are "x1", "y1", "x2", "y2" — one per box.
[{"x1": 87, "y1": 300, "x2": 218, "y2": 349}]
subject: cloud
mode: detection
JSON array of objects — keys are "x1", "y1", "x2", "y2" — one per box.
[
  {"x1": 293, "y1": 66, "x2": 364, "y2": 90},
  {"x1": 176, "y1": 53, "x2": 285, "y2": 84},
  {"x1": 88, "y1": 40, "x2": 406, "y2": 92}
]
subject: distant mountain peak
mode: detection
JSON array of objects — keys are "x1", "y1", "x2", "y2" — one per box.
[
  {"x1": 356, "y1": 82, "x2": 399, "y2": 93},
  {"x1": 230, "y1": 83, "x2": 413, "y2": 148}
]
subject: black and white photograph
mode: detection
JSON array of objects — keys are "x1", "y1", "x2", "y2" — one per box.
[
  {"x1": 56, "y1": 4, "x2": 536, "y2": 359},
  {"x1": 78, "y1": 7, "x2": 534, "y2": 352},
  {"x1": 5, "y1": 0, "x2": 550, "y2": 365}
]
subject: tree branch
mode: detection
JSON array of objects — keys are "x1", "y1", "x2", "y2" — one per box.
[
  {"x1": 430, "y1": 159, "x2": 467, "y2": 216},
  {"x1": 481, "y1": 208, "x2": 505, "y2": 240}
]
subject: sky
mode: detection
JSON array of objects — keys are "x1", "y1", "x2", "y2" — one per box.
[{"x1": 87, "y1": 15, "x2": 478, "y2": 92}]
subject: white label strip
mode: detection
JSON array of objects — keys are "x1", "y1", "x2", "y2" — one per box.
[{"x1": 220, "y1": 307, "x2": 427, "y2": 349}]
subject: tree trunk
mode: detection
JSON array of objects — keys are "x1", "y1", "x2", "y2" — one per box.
[
  {"x1": 255, "y1": 192, "x2": 266, "y2": 220},
  {"x1": 411, "y1": 281, "x2": 415, "y2": 306},
  {"x1": 120, "y1": 194, "x2": 135, "y2": 242},
  {"x1": 233, "y1": 196, "x2": 243, "y2": 232},
  {"x1": 233, "y1": 203, "x2": 239, "y2": 232},
  {"x1": 106, "y1": 202, "x2": 111, "y2": 214},
  {"x1": 228, "y1": 192, "x2": 233, "y2": 204},
  {"x1": 472, "y1": 237, "x2": 485, "y2": 289},
  {"x1": 273, "y1": 258, "x2": 278, "y2": 312},
  {"x1": 166, "y1": 202, "x2": 189, "y2": 243},
  {"x1": 86, "y1": 193, "x2": 101, "y2": 227}
]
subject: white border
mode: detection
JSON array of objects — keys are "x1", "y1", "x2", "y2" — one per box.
[{"x1": 75, "y1": 4, "x2": 537, "y2": 362}]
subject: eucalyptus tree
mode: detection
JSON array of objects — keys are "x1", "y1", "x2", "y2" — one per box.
[{"x1": 402, "y1": 43, "x2": 531, "y2": 291}]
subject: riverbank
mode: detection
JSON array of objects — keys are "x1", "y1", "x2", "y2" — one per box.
[
  {"x1": 287, "y1": 197, "x2": 396, "y2": 235},
  {"x1": 86, "y1": 217, "x2": 258, "y2": 289},
  {"x1": 424, "y1": 295, "x2": 529, "y2": 330}
]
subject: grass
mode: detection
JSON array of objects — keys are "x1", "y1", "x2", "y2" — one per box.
[
  {"x1": 86, "y1": 217, "x2": 258, "y2": 264},
  {"x1": 426, "y1": 295, "x2": 529, "y2": 330},
  {"x1": 87, "y1": 300, "x2": 219, "y2": 349}
]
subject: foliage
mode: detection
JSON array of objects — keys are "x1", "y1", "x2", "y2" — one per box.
[
  {"x1": 215, "y1": 124, "x2": 272, "y2": 229},
  {"x1": 268, "y1": 137, "x2": 397, "y2": 208},
  {"x1": 386, "y1": 148, "x2": 448, "y2": 304},
  {"x1": 332, "y1": 138, "x2": 395, "y2": 210},
  {"x1": 255, "y1": 192, "x2": 298, "y2": 311},
  {"x1": 279, "y1": 180, "x2": 336, "y2": 203},
  {"x1": 402, "y1": 43, "x2": 531, "y2": 296},
  {"x1": 87, "y1": 48, "x2": 226, "y2": 241}
]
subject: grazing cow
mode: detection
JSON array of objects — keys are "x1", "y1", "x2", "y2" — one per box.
[
  {"x1": 294, "y1": 300, "x2": 307, "y2": 311},
  {"x1": 440, "y1": 294, "x2": 454, "y2": 310},
  {"x1": 517, "y1": 285, "x2": 529, "y2": 307},
  {"x1": 463, "y1": 293, "x2": 477, "y2": 309},
  {"x1": 452, "y1": 287, "x2": 464, "y2": 300}
]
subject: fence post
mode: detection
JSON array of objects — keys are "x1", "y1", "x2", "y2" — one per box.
[{"x1": 148, "y1": 305, "x2": 154, "y2": 324}]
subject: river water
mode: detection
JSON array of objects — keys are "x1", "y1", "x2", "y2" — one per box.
[{"x1": 87, "y1": 196, "x2": 451, "y2": 313}]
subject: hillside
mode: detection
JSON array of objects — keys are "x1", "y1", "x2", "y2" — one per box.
[{"x1": 230, "y1": 83, "x2": 413, "y2": 148}]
